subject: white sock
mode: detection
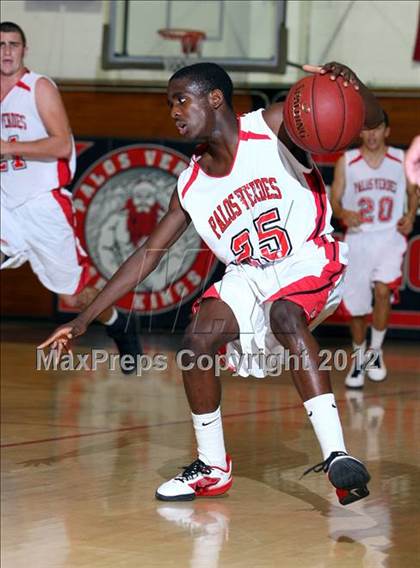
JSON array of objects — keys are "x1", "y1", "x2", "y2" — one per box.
[
  {"x1": 103, "y1": 308, "x2": 118, "y2": 326},
  {"x1": 191, "y1": 406, "x2": 227, "y2": 468},
  {"x1": 352, "y1": 340, "x2": 366, "y2": 353},
  {"x1": 370, "y1": 327, "x2": 386, "y2": 351},
  {"x1": 304, "y1": 393, "x2": 347, "y2": 460}
]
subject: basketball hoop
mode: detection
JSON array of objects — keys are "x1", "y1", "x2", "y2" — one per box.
[{"x1": 158, "y1": 28, "x2": 206, "y2": 73}]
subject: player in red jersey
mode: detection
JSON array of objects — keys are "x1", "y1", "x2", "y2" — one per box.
[
  {"x1": 0, "y1": 22, "x2": 141, "y2": 372},
  {"x1": 331, "y1": 113, "x2": 417, "y2": 388},
  {"x1": 40, "y1": 61, "x2": 385, "y2": 505}
]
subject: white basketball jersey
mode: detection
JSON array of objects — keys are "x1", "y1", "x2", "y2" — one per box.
[
  {"x1": 342, "y1": 147, "x2": 406, "y2": 233},
  {"x1": 0, "y1": 70, "x2": 76, "y2": 209},
  {"x1": 178, "y1": 109, "x2": 336, "y2": 266}
]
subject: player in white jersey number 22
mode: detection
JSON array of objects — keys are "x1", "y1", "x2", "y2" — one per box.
[
  {"x1": 0, "y1": 22, "x2": 141, "y2": 372},
  {"x1": 40, "y1": 61, "x2": 386, "y2": 506},
  {"x1": 331, "y1": 113, "x2": 417, "y2": 388}
]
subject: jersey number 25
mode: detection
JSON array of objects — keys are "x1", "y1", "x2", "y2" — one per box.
[{"x1": 231, "y1": 208, "x2": 292, "y2": 263}]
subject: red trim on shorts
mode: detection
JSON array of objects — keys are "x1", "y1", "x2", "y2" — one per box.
[
  {"x1": 305, "y1": 168, "x2": 328, "y2": 241},
  {"x1": 51, "y1": 189, "x2": 90, "y2": 294},
  {"x1": 52, "y1": 188, "x2": 73, "y2": 226},
  {"x1": 384, "y1": 275, "x2": 402, "y2": 304},
  {"x1": 191, "y1": 284, "x2": 220, "y2": 314},
  {"x1": 266, "y1": 240, "x2": 345, "y2": 324},
  {"x1": 385, "y1": 152, "x2": 403, "y2": 164},
  {"x1": 335, "y1": 300, "x2": 353, "y2": 322},
  {"x1": 181, "y1": 162, "x2": 200, "y2": 199},
  {"x1": 57, "y1": 159, "x2": 72, "y2": 187},
  {"x1": 239, "y1": 130, "x2": 270, "y2": 141},
  {"x1": 348, "y1": 154, "x2": 363, "y2": 166}
]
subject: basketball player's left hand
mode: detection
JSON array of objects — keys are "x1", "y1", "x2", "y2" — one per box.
[
  {"x1": 38, "y1": 318, "x2": 87, "y2": 359},
  {"x1": 303, "y1": 62, "x2": 360, "y2": 90},
  {"x1": 397, "y1": 214, "x2": 414, "y2": 236}
]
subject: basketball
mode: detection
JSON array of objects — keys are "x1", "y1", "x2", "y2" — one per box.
[{"x1": 283, "y1": 74, "x2": 365, "y2": 154}]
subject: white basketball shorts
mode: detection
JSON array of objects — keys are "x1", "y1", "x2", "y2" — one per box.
[
  {"x1": 194, "y1": 235, "x2": 348, "y2": 378},
  {"x1": 1, "y1": 189, "x2": 89, "y2": 295},
  {"x1": 342, "y1": 228, "x2": 407, "y2": 316}
]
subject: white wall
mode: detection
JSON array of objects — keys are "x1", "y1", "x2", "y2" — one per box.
[
  {"x1": 307, "y1": 0, "x2": 420, "y2": 89},
  {"x1": 2, "y1": 0, "x2": 419, "y2": 88}
]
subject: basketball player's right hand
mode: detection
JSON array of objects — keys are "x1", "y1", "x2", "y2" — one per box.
[
  {"x1": 302, "y1": 62, "x2": 360, "y2": 89},
  {"x1": 37, "y1": 318, "x2": 87, "y2": 358},
  {"x1": 340, "y1": 209, "x2": 362, "y2": 228}
]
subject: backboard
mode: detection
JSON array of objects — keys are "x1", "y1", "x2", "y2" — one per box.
[{"x1": 103, "y1": 0, "x2": 288, "y2": 73}]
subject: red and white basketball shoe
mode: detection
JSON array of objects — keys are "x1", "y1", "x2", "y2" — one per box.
[{"x1": 155, "y1": 455, "x2": 233, "y2": 501}]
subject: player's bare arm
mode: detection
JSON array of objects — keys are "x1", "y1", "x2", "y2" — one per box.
[
  {"x1": 397, "y1": 180, "x2": 419, "y2": 235},
  {"x1": 38, "y1": 190, "x2": 191, "y2": 354},
  {"x1": 405, "y1": 135, "x2": 420, "y2": 187},
  {"x1": 0, "y1": 78, "x2": 72, "y2": 159},
  {"x1": 330, "y1": 155, "x2": 362, "y2": 228}
]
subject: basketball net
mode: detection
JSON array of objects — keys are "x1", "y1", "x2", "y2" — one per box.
[{"x1": 158, "y1": 29, "x2": 206, "y2": 73}]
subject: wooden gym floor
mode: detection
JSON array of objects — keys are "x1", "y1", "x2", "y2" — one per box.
[{"x1": 1, "y1": 321, "x2": 419, "y2": 568}]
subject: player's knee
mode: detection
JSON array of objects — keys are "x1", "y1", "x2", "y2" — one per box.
[
  {"x1": 182, "y1": 324, "x2": 222, "y2": 357},
  {"x1": 374, "y1": 283, "x2": 391, "y2": 303},
  {"x1": 59, "y1": 294, "x2": 80, "y2": 310},
  {"x1": 270, "y1": 300, "x2": 307, "y2": 341},
  {"x1": 59, "y1": 292, "x2": 89, "y2": 312}
]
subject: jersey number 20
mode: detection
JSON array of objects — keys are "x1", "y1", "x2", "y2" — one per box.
[{"x1": 358, "y1": 196, "x2": 394, "y2": 223}]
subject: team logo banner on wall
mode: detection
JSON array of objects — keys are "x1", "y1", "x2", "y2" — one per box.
[{"x1": 58, "y1": 141, "x2": 218, "y2": 324}]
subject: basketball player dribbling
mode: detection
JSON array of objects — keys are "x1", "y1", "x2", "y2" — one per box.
[
  {"x1": 0, "y1": 22, "x2": 142, "y2": 372},
  {"x1": 331, "y1": 113, "x2": 418, "y2": 388},
  {"x1": 40, "y1": 60, "x2": 386, "y2": 506}
]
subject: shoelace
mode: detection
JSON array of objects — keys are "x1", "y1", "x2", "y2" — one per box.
[
  {"x1": 175, "y1": 459, "x2": 212, "y2": 482},
  {"x1": 301, "y1": 451, "x2": 348, "y2": 478}
]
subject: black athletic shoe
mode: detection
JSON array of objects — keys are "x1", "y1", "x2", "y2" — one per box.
[
  {"x1": 302, "y1": 451, "x2": 370, "y2": 505},
  {"x1": 106, "y1": 312, "x2": 142, "y2": 375}
]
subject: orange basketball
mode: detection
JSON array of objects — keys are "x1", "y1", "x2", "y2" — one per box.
[{"x1": 283, "y1": 74, "x2": 365, "y2": 154}]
